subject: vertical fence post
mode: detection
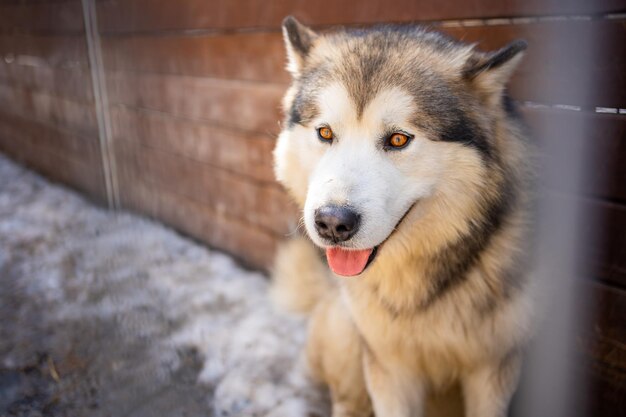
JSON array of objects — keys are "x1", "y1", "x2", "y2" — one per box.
[{"x1": 81, "y1": 0, "x2": 119, "y2": 209}]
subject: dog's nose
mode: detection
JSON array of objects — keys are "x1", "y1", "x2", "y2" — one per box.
[{"x1": 314, "y1": 205, "x2": 360, "y2": 243}]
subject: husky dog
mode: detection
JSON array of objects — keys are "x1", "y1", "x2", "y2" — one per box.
[{"x1": 272, "y1": 16, "x2": 535, "y2": 417}]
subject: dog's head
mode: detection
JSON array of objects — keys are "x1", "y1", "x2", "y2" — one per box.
[{"x1": 274, "y1": 17, "x2": 526, "y2": 277}]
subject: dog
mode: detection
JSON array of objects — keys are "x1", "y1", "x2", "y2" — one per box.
[{"x1": 271, "y1": 16, "x2": 536, "y2": 417}]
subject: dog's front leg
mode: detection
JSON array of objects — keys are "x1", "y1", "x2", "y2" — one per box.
[
  {"x1": 461, "y1": 351, "x2": 522, "y2": 417},
  {"x1": 363, "y1": 351, "x2": 425, "y2": 417}
]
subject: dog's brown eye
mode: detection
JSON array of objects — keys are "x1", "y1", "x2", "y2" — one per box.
[
  {"x1": 388, "y1": 133, "x2": 409, "y2": 148},
  {"x1": 318, "y1": 127, "x2": 334, "y2": 142}
]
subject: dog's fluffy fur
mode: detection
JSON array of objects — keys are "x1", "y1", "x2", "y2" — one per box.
[{"x1": 271, "y1": 17, "x2": 536, "y2": 417}]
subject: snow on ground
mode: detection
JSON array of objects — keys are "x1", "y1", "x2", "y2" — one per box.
[{"x1": 0, "y1": 154, "x2": 327, "y2": 416}]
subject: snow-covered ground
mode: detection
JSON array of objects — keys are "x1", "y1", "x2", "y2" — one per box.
[{"x1": 0, "y1": 154, "x2": 327, "y2": 416}]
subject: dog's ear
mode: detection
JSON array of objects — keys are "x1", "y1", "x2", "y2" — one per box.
[
  {"x1": 282, "y1": 16, "x2": 318, "y2": 76},
  {"x1": 463, "y1": 40, "x2": 527, "y2": 104}
]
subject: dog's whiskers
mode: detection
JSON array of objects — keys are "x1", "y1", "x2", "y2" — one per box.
[{"x1": 286, "y1": 216, "x2": 306, "y2": 237}]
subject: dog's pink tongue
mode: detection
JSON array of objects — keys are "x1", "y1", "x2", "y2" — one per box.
[{"x1": 326, "y1": 247, "x2": 373, "y2": 277}]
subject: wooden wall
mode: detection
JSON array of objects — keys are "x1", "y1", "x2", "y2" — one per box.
[
  {"x1": 0, "y1": 0, "x2": 107, "y2": 202},
  {"x1": 0, "y1": 1, "x2": 624, "y2": 414},
  {"x1": 102, "y1": 34, "x2": 294, "y2": 269}
]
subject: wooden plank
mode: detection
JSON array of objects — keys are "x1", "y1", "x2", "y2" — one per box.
[
  {"x1": 96, "y1": 0, "x2": 626, "y2": 33},
  {"x1": 580, "y1": 281, "x2": 626, "y2": 417},
  {"x1": 120, "y1": 177, "x2": 280, "y2": 271},
  {"x1": 0, "y1": 0, "x2": 78, "y2": 4},
  {"x1": 548, "y1": 194, "x2": 626, "y2": 288},
  {"x1": 100, "y1": 19, "x2": 626, "y2": 108},
  {"x1": 521, "y1": 108, "x2": 626, "y2": 202},
  {"x1": 113, "y1": 139, "x2": 298, "y2": 235},
  {"x1": 114, "y1": 143, "x2": 281, "y2": 270},
  {"x1": 519, "y1": 108, "x2": 626, "y2": 286},
  {"x1": 110, "y1": 105, "x2": 276, "y2": 183},
  {"x1": 0, "y1": 61, "x2": 93, "y2": 101},
  {"x1": 141, "y1": 146, "x2": 297, "y2": 236},
  {"x1": 0, "y1": 115, "x2": 106, "y2": 202},
  {"x1": 105, "y1": 71, "x2": 284, "y2": 134},
  {"x1": 0, "y1": 82, "x2": 98, "y2": 134},
  {"x1": 0, "y1": 1, "x2": 84, "y2": 35},
  {"x1": 101, "y1": 32, "x2": 290, "y2": 84},
  {"x1": 590, "y1": 201, "x2": 626, "y2": 288},
  {"x1": 0, "y1": 143, "x2": 106, "y2": 203},
  {"x1": 0, "y1": 34, "x2": 89, "y2": 68},
  {"x1": 0, "y1": 110, "x2": 101, "y2": 167}
]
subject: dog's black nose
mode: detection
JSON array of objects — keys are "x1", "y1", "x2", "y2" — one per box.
[{"x1": 314, "y1": 205, "x2": 360, "y2": 243}]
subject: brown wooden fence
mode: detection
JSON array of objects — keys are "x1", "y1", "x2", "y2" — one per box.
[
  {"x1": 0, "y1": 0, "x2": 624, "y2": 415},
  {"x1": 0, "y1": 0, "x2": 105, "y2": 202}
]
